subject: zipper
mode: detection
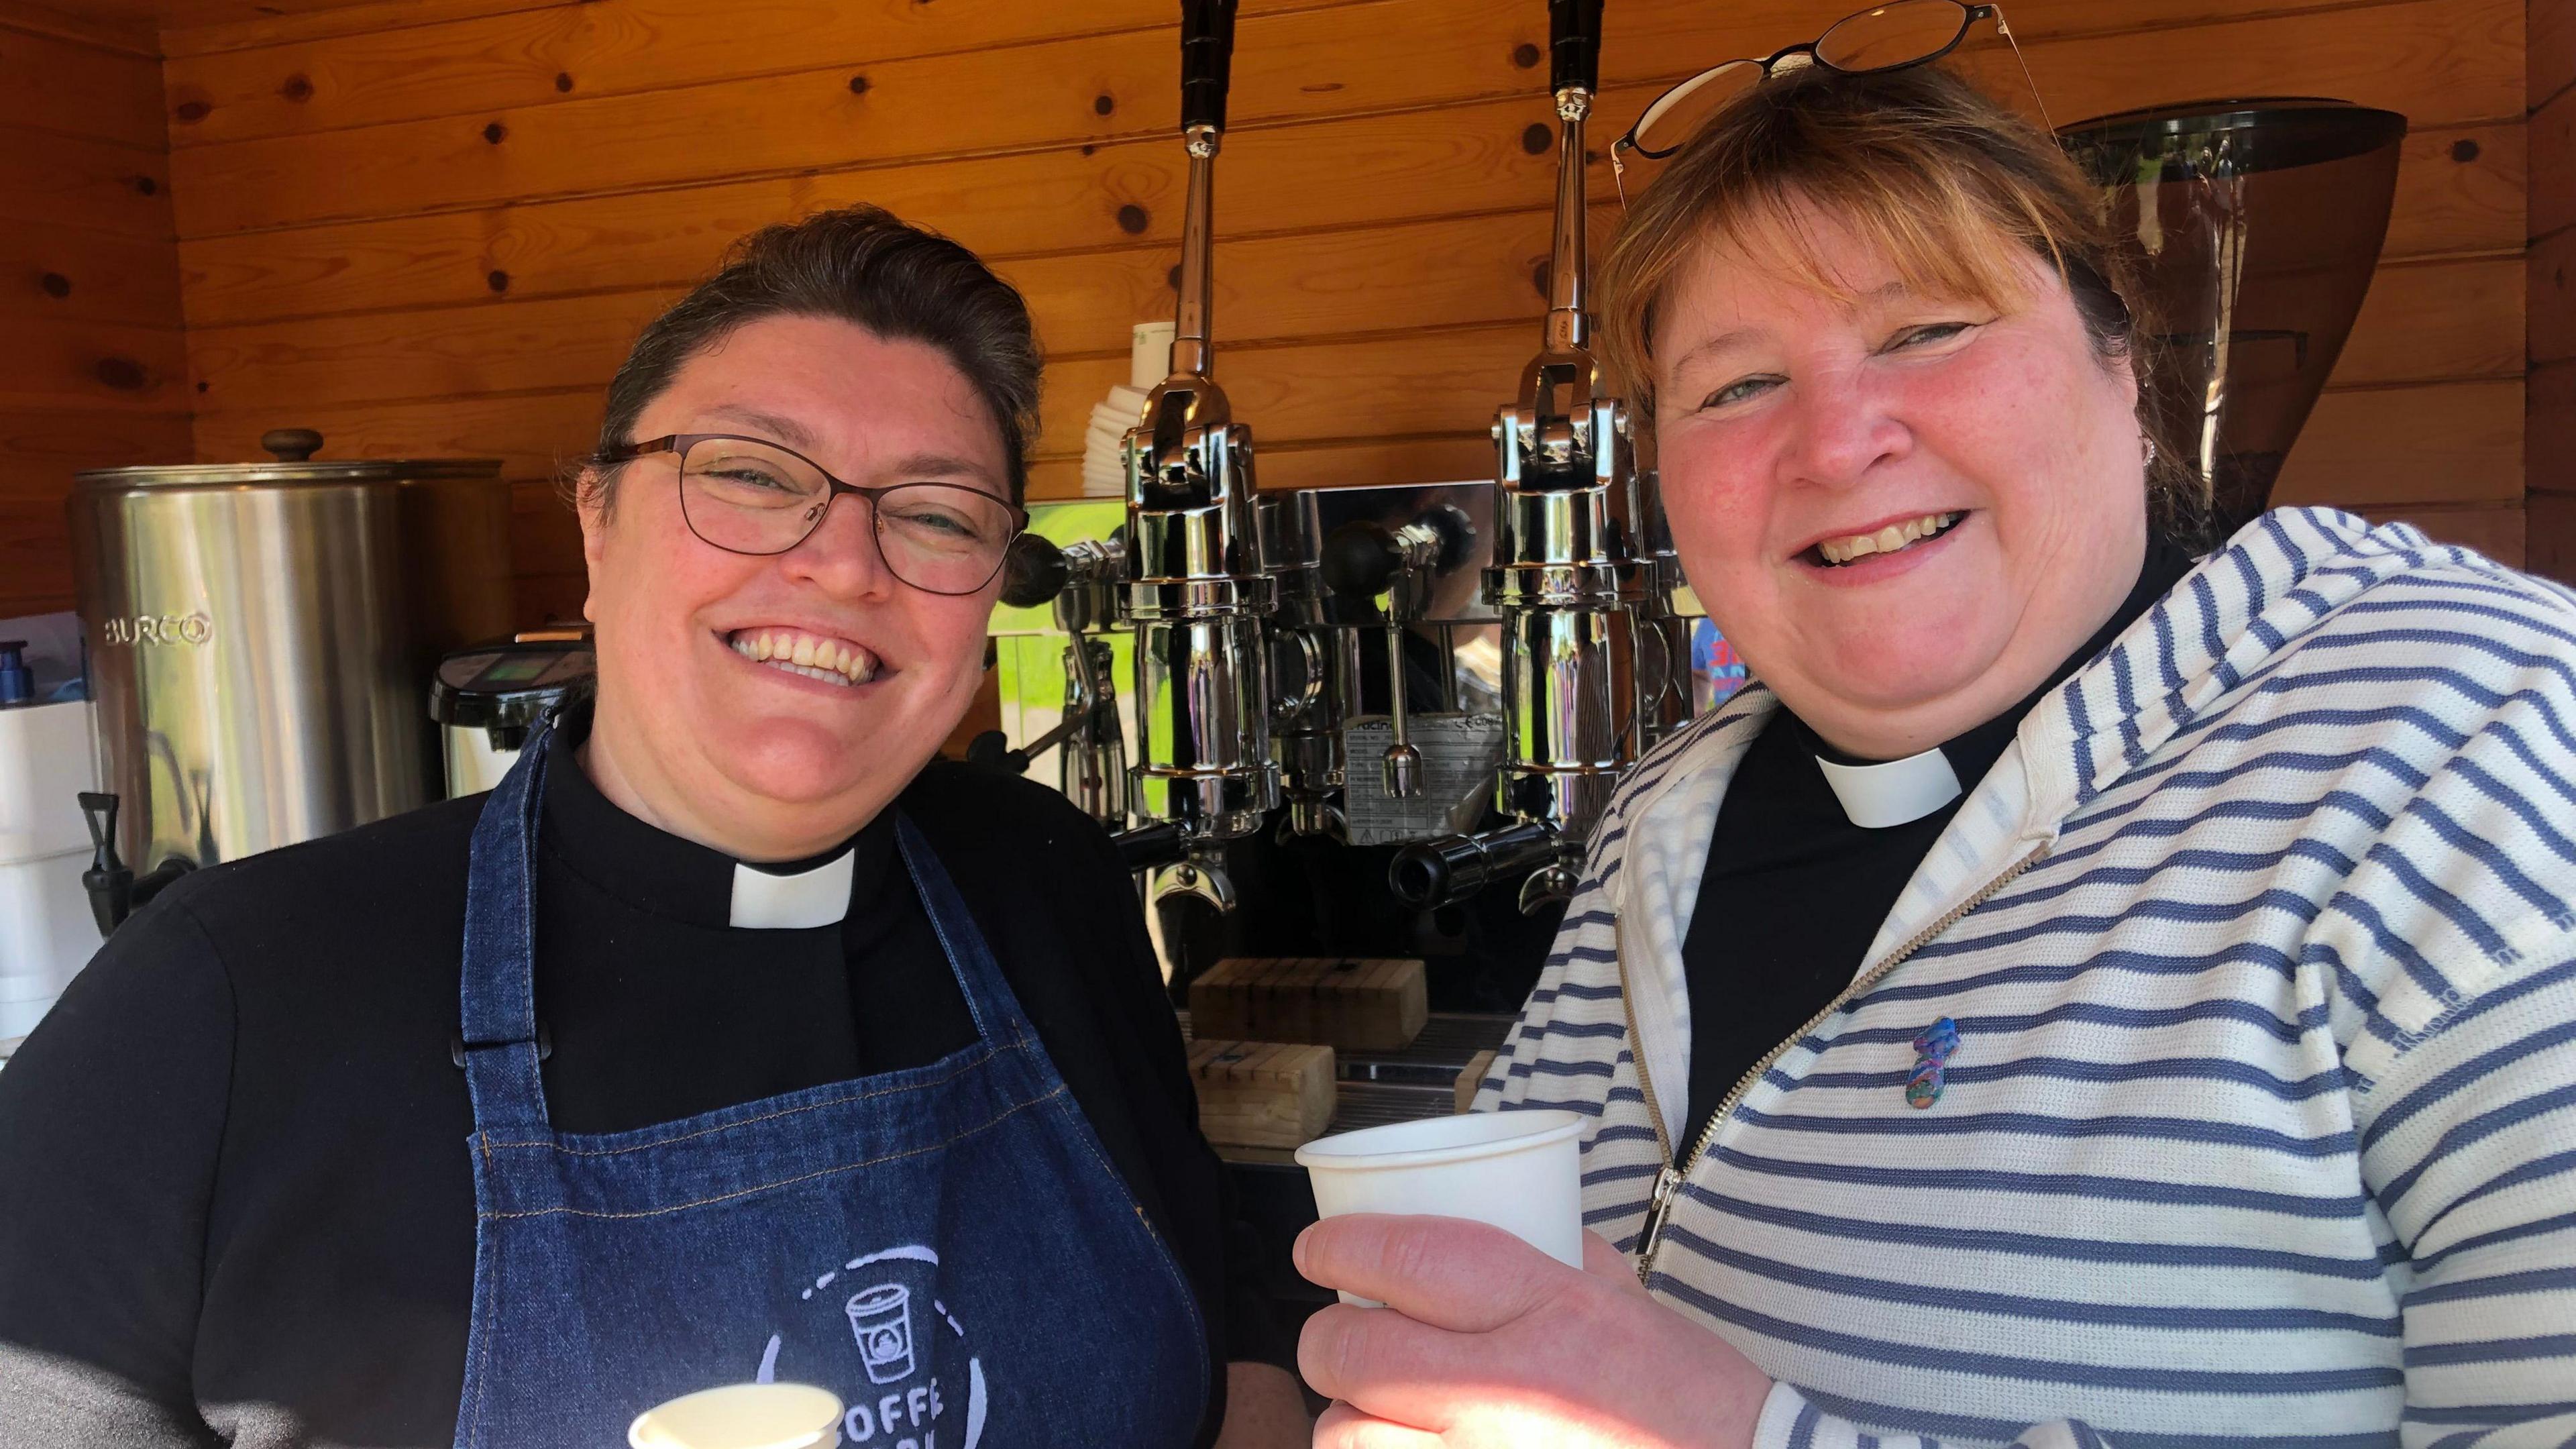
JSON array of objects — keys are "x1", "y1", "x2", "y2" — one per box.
[{"x1": 1620, "y1": 840, "x2": 2051, "y2": 1283}]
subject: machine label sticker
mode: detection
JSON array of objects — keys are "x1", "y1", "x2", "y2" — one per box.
[
  {"x1": 99, "y1": 612, "x2": 213, "y2": 647},
  {"x1": 757, "y1": 1242, "x2": 987, "y2": 1448}
]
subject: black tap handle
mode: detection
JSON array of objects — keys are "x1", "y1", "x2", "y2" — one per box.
[
  {"x1": 1180, "y1": 0, "x2": 1239, "y2": 132},
  {"x1": 1389, "y1": 820, "x2": 1560, "y2": 910},
  {"x1": 998, "y1": 531, "x2": 1070, "y2": 609},
  {"x1": 1320, "y1": 521, "x2": 1402, "y2": 598},
  {"x1": 1550, "y1": 0, "x2": 1603, "y2": 96},
  {"x1": 78, "y1": 791, "x2": 131, "y2": 937}
]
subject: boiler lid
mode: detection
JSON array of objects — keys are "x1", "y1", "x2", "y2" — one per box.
[{"x1": 74, "y1": 426, "x2": 503, "y2": 489}]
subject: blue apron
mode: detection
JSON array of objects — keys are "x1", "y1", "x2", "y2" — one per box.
[{"x1": 448, "y1": 726, "x2": 1210, "y2": 1448}]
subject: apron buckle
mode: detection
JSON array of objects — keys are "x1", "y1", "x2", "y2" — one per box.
[{"x1": 449, "y1": 1021, "x2": 552, "y2": 1069}]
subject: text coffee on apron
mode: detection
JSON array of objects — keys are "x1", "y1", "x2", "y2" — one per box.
[{"x1": 447, "y1": 727, "x2": 1209, "y2": 1448}]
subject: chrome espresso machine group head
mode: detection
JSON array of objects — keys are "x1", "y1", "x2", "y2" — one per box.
[
  {"x1": 1392, "y1": 0, "x2": 1664, "y2": 914},
  {"x1": 1121, "y1": 0, "x2": 1283, "y2": 911}
]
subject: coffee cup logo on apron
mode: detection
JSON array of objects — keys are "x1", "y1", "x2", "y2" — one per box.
[{"x1": 758, "y1": 1243, "x2": 988, "y2": 1448}]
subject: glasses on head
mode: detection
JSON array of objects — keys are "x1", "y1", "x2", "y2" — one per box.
[
  {"x1": 1609, "y1": 1, "x2": 2049, "y2": 202},
  {"x1": 600, "y1": 433, "x2": 1026, "y2": 597}
]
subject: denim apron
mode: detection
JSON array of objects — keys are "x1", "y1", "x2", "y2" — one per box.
[{"x1": 449, "y1": 727, "x2": 1209, "y2": 1448}]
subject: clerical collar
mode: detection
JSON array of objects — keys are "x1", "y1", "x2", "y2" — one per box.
[
  {"x1": 1796, "y1": 531, "x2": 2201, "y2": 829},
  {"x1": 539, "y1": 702, "x2": 890, "y2": 930}
]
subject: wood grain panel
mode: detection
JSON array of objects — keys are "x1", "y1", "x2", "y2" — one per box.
[
  {"x1": 173, "y1": 103, "x2": 2527, "y2": 332},
  {"x1": 0, "y1": 409, "x2": 195, "y2": 502},
  {"x1": 174, "y1": 89, "x2": 1591, "y2": 327},
  {"x1": 2536, "y1": 0, "x2": 2576, "y2": 110},
  {"x1": 166, "y1": 0, "x2": 2524, "y2": 237},
  {"x1": 0, "y1": 23, "x2": 168, "y2": 150},
  {"x1": 2532, "y1": 223, "x2": 2576, "y2": 365},
  {"x1": 0, "y1": 130, "x2": 172, "y2": 238},
  {"x1": 0, "y1": 317, "x2": 188, "y2": 415},
  {"x1": 166, "y1": 0, "x2": 2505, "y2": 150},
  {"x1": 2274, "y1": 380, "x2": 2524, "y2": 508},
  {"x1": 2528, "y1": 490, "x2": 2576, "y2": 584},
  {"x1": 2534, "y1": 83, "x2": 2576, "y2": 241},
  {"x1": 2326, "y1": 255, "x2": 2526, "y2": 386},
  {"x1": 0, "y1": 0, "x2": 158, "y2": 56},
  {"x1": 2373, "y1": 499, "x2": 2526, "y2": 565},
  {"x1": 2530, "y1": 359, "x2": 2576, "y2": 496},
  {"x1": 161, "y1": 0, "x2": 568, "y2": 58},
  {"x1": 0, "y1": 215, "x2": 188, "y2": 327}
]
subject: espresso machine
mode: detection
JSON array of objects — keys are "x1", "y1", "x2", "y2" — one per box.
[{"x1": 987, "y1": 0, "x2": 1695, "y2": 1002}]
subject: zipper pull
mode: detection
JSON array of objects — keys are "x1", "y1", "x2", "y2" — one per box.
[{"x1": 1634, "y1": 1164, "x2": 1683, "y2": 1280}]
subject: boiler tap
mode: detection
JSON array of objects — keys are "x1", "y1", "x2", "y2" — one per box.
[
  {"x1": 974, "y1": 533, "x2": 1131, "y2": 830},
  {"x1": 1261, "y1": 491, "x2": 1355, "y2": 838},
  {"x1": 1320, "y1": 516, "x2": 1450, "y2": 800},
  {"x1": 1124, "y1": 0, "x2": 1273, "y2": 914}
]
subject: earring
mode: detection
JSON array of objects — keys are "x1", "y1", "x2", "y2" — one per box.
[{"x1": 2141, "y1": 435, "x2": 2158, "y2": 469}]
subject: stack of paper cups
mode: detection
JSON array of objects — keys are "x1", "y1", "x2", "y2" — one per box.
[{"x1": 1081, "y1": 321, "x2": 1177, "y2": 498}]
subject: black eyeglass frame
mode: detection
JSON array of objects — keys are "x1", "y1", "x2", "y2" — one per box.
[
  {"x1": 600, "y1": 432, "x2": 1030, "y2": 597},
  {"x1": 1612, "y1": 1, "x2": 2021, "y2": 166}
]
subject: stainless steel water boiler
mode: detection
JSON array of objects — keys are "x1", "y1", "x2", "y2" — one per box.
[{"x1": 69, "y1": 429, "x2": 509, "y2": 922}]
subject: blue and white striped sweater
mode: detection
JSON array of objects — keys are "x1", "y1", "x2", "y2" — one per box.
[{"x1": 1477, "y1": 509, "x2": 2576, "y2": 1448}]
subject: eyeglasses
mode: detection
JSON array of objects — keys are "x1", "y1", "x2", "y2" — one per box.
[
  {"x1": 1610, "y1": 1, "x2": 2049, "y2": 199},
  {"x1": 600, "y1": 433, "x2": 1026, "y2": 597}
]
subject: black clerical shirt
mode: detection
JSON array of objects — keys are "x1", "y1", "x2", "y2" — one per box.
[
  {"x1": 0, "y1": 712, "x2": 1274, "y2": 1448},
  {"x1": 1676, "y1": 537, "x2": 2200, "y2": 1159}
]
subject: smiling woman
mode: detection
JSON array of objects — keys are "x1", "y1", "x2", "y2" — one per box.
[
  {"x1": 0, "y1": 206, "x2": 1307, "y2": 1449},
  {"x1": 1294, "y1": 62, "x2": 2576, "y2": 1449}
]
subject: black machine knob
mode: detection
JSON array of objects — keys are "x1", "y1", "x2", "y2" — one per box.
[
  {"x1": 259, "y1": 427, "x2": 323, "y2": 462},
  {"x1": 1549, "y1": 0, "x2": 1605, "y2": 96},
  {"x1": 1179, "y1": 0, "x2": 1240, "y2": 132},
  {"x1": 998, "y1": 532, "x2": 1071, "y2": 609},
  {"x1": 1320, "y1": 521, "x2": 1405, "y2": 599},
  {"x1": 965, "y1": 730, "x2": 1033, "y2": 776}
]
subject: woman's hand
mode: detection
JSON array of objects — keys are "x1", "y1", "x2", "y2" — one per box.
[{"x1": 1294, "y1": 1215, "x2": 1774, "y2": 1448}]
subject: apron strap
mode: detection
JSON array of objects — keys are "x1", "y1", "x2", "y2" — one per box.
[
  {"x1": 456, "y1": 716, "x2": 556, "y2": 1131},
  {"x1": 894, "y1": 812, "x2": 1032, "y2": 1051}
]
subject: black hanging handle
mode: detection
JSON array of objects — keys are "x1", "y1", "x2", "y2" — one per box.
[
  {"x1": 1180, "y1": 0, "x2": 1240, "y2": 131},
  {"x1": 1550, "y1": 0, "x2": 1603, "y2": 96}
]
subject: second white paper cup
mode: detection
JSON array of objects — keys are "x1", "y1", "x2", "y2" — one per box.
[
  {"x1": 1295, "y1": 1108, "x2": 1586, "y2": 1306},
  {"x1": 629, "y1": 1383, "x2": 843, "y2": 1449}
]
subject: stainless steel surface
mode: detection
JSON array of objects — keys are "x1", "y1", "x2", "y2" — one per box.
[{"x1": 72, "y1": 443, "x2": 508, "y2": 872}]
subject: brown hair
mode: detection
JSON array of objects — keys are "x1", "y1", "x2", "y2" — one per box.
[
  {"x1": 573, "y1": 204, "x2": 1042, "y2": 511},
  {"x1": 1598, "y1": 64, "x2": 2201, "y2": 529}
]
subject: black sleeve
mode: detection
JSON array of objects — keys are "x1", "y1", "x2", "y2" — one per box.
[{"x1": 0, "y1": 885, "x2": 231, "y2": 1448}]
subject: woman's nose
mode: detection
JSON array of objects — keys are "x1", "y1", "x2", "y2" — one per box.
[
  {"x1": 1782, "y1": 372, "x2": 1909, "y2": 489},
  {"x1": 780, "y1": 494, "x2": 898, "y2": 598}
]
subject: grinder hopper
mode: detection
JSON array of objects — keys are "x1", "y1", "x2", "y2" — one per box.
[{"x1": 2058, "y1": 99, "x2": 2406, "y2": 541}]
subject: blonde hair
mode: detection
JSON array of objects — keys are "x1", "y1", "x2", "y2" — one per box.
[{"x1": 1598, "y1": 64, "x2": 2202, "y2": 528}]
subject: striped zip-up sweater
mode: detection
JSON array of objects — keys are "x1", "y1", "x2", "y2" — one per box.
[{"x1": 1479, "y1": 508, "x2": 2576, "y2": 1448}]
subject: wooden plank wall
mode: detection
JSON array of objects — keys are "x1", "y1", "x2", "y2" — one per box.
[
  {"x1": 0, "y1": 3, "x2": 189, "y2": 619},
  {"x1": 150, "y1": 0, "x2": 2533, "y2": 627},
  {"x1": 2528, "y1": 0, "x2": 2575, "y2": 580}
]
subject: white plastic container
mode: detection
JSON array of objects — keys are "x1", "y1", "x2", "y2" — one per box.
[
  {"x1": 629, "y1": 1383, "x2": 842, "y2": 1449},
  {"x1": 0, "y1": 698, "x2": 102, "y2": 1040},
  {"x1": 1294, "y1": 1108, "x2": 1586, "y2": 1306}
]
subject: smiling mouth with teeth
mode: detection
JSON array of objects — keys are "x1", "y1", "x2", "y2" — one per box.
[
  {"x1": 1811, "y1": 512, "x2": 1964, "y2": 567},
  {"x1": 727, "y1": 627, "x2": 878, "y2": 687}
]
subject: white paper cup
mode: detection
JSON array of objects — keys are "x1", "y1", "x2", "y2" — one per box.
[
  {"x1": 1295, "y1": 1108, "x2": 1587, "y2": 1305},
  {"x1": 628, "y1": 1383, "x2": 843, "y2": 1449}
]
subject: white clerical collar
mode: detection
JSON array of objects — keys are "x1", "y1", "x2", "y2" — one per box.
[
  {"x1": 1814, "y1": 747, "x2": 1963, "y2": 829},
  {"x1": 729, "y1": 849, "x2": 856, "y2": 929}
]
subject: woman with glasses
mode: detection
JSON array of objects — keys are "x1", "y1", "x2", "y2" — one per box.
[
  {"x1": 1293, "y1": 26, "x2": 2576, "y2": 1449},
  {"x1": 0, "y1": 206, "x2": 1309, "y2": 1448}
]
